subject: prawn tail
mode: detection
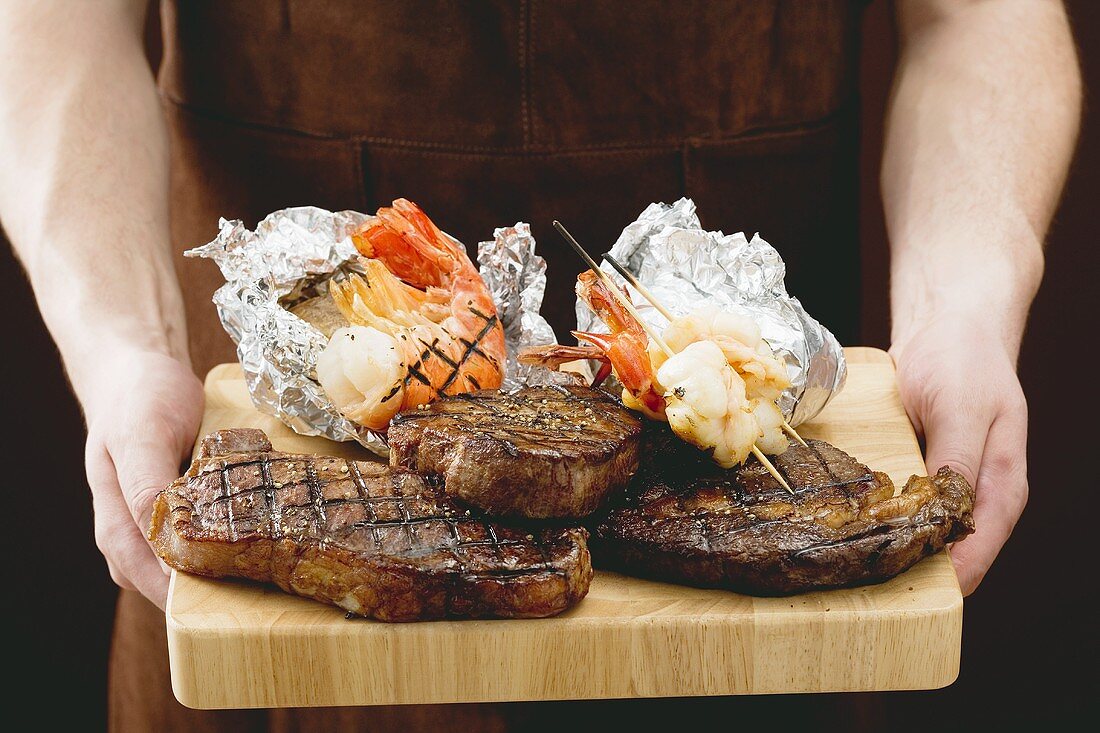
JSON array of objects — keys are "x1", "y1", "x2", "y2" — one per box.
[
  {"x1": 572, "y1": 330, "x2": 615, "y2": 352},
  {"x1": 330, "y1": 264, "x2": 437, "y2": 331},
  {"x1": 519, "y1": 343, "x2": 614, "y2": 388},
  {"x1": 518, "y1": 344, "x2": 609, "y2": 369}
]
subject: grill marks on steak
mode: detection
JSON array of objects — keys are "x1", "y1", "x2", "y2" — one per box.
[
  {"x1": 388, "y1": 386, "x2": 642, "y2": 518},
  {"x1": 149, "y1": 429, "x2": 592, "y2": 621},
  {"x1": 596, "y1": 427, "x2": 975, "y2": 594}
]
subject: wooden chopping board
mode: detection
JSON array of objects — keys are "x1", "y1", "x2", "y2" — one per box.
[{"x1": 166, "y1": 347, "x2": 962, "y2": 709}]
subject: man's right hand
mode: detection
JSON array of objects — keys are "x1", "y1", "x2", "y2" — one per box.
[
  {"x1": 1, "y1": 2, "x2": 197, "y2": 609},
  {"x1": 83, "y1": 350, "x2": 204, "y2": 609}
]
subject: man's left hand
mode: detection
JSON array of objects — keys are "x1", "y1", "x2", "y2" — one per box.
[{"x1": 890, "y1": 312, "x2": 1029, "y2": 595}]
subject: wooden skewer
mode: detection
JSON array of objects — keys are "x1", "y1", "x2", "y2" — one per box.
[
  {"x1": 554, "y1": 221, "x2": 793, "y2": 494},
  {"x1": 751, "y1": 446, "x2": 792, "y2": 494},
  {"x1": 553, "y1": 221, "x2": 675, "y2": 358},
  {"x1": 604, "y1": 253, "x2": 808, "y2": 450},
  {"x1": 602, "y1": 254, "x2": 675, "y2": 322},
  {"x1": 782, "y1": 422, "x2": 808, "y2": 447}
]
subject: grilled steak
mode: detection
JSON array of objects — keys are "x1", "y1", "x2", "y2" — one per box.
[
  {"x1": 595, "y1": 426, "x2": 975, "y2": 594},
  {"x1": 149, "y1": 428, "x2": 592, "y2": 621},
  {"x1": 388, "y1": 386, "x2": 642, "y2": 518}
]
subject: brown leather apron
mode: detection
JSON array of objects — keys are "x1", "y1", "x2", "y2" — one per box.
[{"x1": 113, "y1": 1, "x2": 867, "y2": 729}]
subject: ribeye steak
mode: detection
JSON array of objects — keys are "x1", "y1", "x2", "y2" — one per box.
[
  {"x1": 149, "y1": 428, "x2": 592, "y2": 621},
  {"x1": 595, "y1": 426, "x2": 974, "y2": 594}
]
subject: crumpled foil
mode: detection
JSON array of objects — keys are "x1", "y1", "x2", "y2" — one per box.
[
  {"x1": 187, "y1": 207, "x2": 557, "y2": 456},
  {"x1": 576, "y1": 198, "x2": 846, "y2": 426},
  {"x1": 477, "y1": 223, "x2": 570, "y2": 390}
]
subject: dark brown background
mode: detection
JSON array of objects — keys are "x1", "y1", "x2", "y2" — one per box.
[{"x1": 3, "y1": 2, "x2": 1097, "y2": 730}]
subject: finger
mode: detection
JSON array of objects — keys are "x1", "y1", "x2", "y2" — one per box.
[
  {"x1": 107, "y1": 515, "x2": 171, "y2": 610},
  {"x1": 950, "y1": 400, "x2": 1029, "y2": 595},
  {"x1": 87, "y1": 440, "x2": 171, "y2": 608},
  {"x1": 93, "y1": 476, "x2": 171, "y2": 609},
  {"x1": 102, "y1": 519, "x2": 169, "y2": 603},
  {"x1": 87, "y1": 440, "x2": 136, "y2": 586}
]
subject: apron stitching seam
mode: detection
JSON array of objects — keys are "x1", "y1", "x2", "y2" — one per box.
[
  {"x1": 161, "y1": 91, "x2": 344, "y2": 141},
  {"x1": 353, "y1": 137, "x2": 702, "y2": 154},
  {"x1": 361, "y1": 147, "x2": 673, "y2": 161},
  {"x1": 681, "y1": 140, "x2": 693, "y2": 196},
  {"x1": 351, "y1": 140, "x2": 367, "y2": 209},
  {"x1": 161, "y1": 91, "x2": 847, "y2": 154},
  {"x1": 530, "y1": 0, "x2": 539, "y2": 146},
  {"x1": 520, "y1": 0, "x2": 532, "y2": 149}
]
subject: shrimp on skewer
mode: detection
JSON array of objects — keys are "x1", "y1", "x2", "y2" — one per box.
[
  {"x1": 520, "y1": 272, "x2": 664, "y2": 414},
  {"x1": 571, "y1": 271, "x2": 666, "y2": 418},
  {"x1": 656, "y1": 305, "x2": 791, "y2": 403},
  {"x1": 655, "y1": 305, "x2": 792, "y2": 453},
  {"x1": 521, "y1": 270, "x2": 794, "y2": 469},
  {"x1": 657, "y1": 340, "x2": 762, "y2": 468},
  {"x1": 316, "y1": 199, "x2": 506, "y2": 431}
]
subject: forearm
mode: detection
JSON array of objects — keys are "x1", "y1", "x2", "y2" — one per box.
[
  {"x1": 884, "y1": 0, "x2": 1080, "y2": 356},
  {"x1": 0, "y1": 0, "x2": 186, "y2": 408}
]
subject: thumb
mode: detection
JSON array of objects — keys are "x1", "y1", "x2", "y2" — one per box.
[
  {"x1": 110, "y1": 431, "x2": 187, "y2": 534},
  {"x1": 948, "y1": 400, "x2": 1029, "y2": 594},
  {"x1": 919, "y1": 398, "x2": 991, "y2": 488},
  {"x1": 919, "y1": 403, "x2": 991, "y2": 596}
]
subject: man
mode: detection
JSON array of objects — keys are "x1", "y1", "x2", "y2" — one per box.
[{"x1": 0, "y1": 0, "x2": 1080, "y2": 730}]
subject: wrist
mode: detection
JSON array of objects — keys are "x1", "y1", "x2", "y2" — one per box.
[
  {"x1": 27, "y1": 257, "x2": 191, "y2": 399},
  {"x1": 890, "y1": 307, "x2": 1013, "y2": 359},
  {"x1": 64, "y1": 337, "x2": 190, "y2": 418},
  {"x1": 889, "y1": 239, "x2": 1043, "y2": 360}
]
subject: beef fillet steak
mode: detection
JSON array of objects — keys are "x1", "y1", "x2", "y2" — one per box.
[
  {"x1": 149, "y1": 428, "x2": 592, "y2": 621},
  {"x1": 595, "y1": 426, "x2": 975, "y2": 594},
  {"x1": 388, "y1": 386, "x2": 642, "y2": 518}
]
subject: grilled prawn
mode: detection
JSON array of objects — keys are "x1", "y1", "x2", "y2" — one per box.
[
  {"x1": 316, "y1": 199, "x2": 505, "y2": 430},
  {"x1": 520, "y1": 270, "x2": 793, "y2": 467},
  {"x1": 657, "y1": 340, "x2": 763, "y2": 467}
]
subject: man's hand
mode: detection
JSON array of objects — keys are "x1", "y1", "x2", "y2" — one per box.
[
  {"x1": 883, "y1": 1, "x2": 1078, "y2": 593},
  {"x1": 83, "y1": 350, "x2": 203, "y2": 609},
  {"x1": 1, "y1": 1, "x2": 191, "y2": 608},
  {"x1": 891, "y1": 314, "x2": 1028, "y2": 595}
]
